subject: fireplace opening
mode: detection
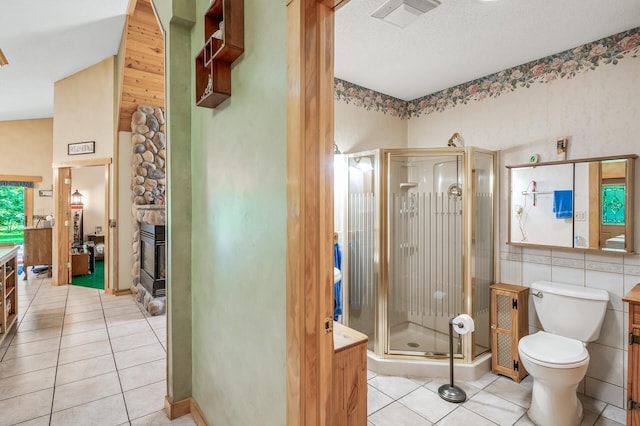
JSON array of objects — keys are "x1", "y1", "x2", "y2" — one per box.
[{"x1": 139, "y1": 222, "x2": 166, "y2": 297}]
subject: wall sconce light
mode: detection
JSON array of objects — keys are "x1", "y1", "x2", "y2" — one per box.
[
  {"x1": 0, "y1": 49, "x2": 8, "y2": 68},
  {"x1": 71, "y1": 189, "x2": 84, "y2": 206}
]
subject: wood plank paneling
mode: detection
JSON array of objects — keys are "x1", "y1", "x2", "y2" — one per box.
[
  {"x1": 53, "y1": 168, "x2": 71, "y2": 286},
  {"x1": 118, "y1": 0, "x2": 165, "y2": 131}
]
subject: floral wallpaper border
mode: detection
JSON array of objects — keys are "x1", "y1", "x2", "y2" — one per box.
[{"x1": 334, "y1": 27, "x2": 640, "y2": 119}]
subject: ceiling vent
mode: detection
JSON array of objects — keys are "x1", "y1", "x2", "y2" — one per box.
[{"x1": 371, "y1": 0, "x2": 441, "y2": 28}]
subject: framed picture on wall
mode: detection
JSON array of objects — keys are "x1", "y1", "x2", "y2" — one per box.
[{"x1": 68, "y1": 141, "x2": 95, "y2": 155}]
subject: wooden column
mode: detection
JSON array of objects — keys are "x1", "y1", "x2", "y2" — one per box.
[
  {"x1": 286, "y1": 0, "x2": 344, "y2": 424},
  {"x1": 53, "y1": 167, "x2": 72, "y2": 286}
]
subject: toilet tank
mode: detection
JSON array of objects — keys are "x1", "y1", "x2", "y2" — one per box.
[{"x1": 531, "y1": 281, "x2": 609, "y2": 342}]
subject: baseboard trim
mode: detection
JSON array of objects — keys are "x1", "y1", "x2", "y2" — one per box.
[
  {"x1": 164, "y1": 396, "x2": 209, "y2": 426},
  {"x1": 105, "y1": 288, "x2": 132, "y2": 296}
]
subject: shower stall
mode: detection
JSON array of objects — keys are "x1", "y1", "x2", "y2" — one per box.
[{"x1": 341, "y1": 147, "x2": 495, "y2": 363}]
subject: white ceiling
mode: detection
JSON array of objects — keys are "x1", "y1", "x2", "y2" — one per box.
[
  {"x1": 1, "y1": 0, "x2": 639, "y2": 121},
  {"x1": 335, "y1": 0, "x2": 640, "y2": 101},
  {"x1": 0, "y1": 0, "x2": 129, "y2": 121}
]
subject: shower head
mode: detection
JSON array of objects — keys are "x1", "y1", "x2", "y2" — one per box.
[{"x1": 447, "y1": 132, "x2": 464, "y2": 147}]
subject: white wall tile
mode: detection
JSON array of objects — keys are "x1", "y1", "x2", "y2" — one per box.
[
  {"x1": 522, "y1": 262, "x2": 551, "y2": 286},
  {"x1": 586, "y1": 343, "x2": 624, "y2": 387},
  {"x1": 624, "y1": 254, "x2": 640, "y2": 266},
  {"x1": 585, "y1": 377, "x2": 624, "y2": 408},
  {"x1": 500, "y1": 260, "x2": 522, "y2": 285},
  {"x1": 586, "y1": 270, "x2": 624, "y2": 311},
  {"x1": 586, "y1": 253, "x2": 623, "y2": 265},
  {"x1": 596, "y1": 310, "x2": 623, "y2": 349},
  {"x1": 550, "y1": 265, "x2": 585, "y2": 286}
]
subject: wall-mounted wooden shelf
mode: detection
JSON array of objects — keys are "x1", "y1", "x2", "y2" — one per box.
[{"x1": 195, "y1": 0, "x2": 244, "y2": 108}]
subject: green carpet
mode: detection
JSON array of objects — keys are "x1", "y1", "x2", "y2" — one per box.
[{"x1": 72, "y1": 260, "x2": 104, "y2": 290}]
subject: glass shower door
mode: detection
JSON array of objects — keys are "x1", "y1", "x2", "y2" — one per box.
[
  {"x1": 347, "y1": 152, "x2": 378, "y2": 351},
  {"x1": 386, "y1": 152, "x2": 464, "y2": 356}
]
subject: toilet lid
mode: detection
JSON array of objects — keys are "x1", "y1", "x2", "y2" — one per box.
[{"x1": 519, "y1": 332, "x2": 588, "y2": 365}]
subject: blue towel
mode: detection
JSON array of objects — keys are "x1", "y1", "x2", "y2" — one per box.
[
  {"x1": 334, "y1": 242, "x2": 342, "y2": 320},
  {"x1": 553, "y1": 190, "x2": 573, "y2": 219}
]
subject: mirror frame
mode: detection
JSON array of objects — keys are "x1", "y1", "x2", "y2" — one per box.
[{"x1": 507, "y1": 154, "x2": 637, "y2": 254}]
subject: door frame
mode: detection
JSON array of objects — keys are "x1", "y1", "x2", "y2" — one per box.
[
  {"x1": 286, "y1": 0, "x2": 348, "y2": 423},
  {"x1": 52, "y1": 158, "x2": 112, "y2": 289}
]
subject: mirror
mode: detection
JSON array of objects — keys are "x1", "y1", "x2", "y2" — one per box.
[{"x1": 508, "y1": 155, "x2": 636, "y2": 253}]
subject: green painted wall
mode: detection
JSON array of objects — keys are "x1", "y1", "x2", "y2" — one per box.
[
  {"x1": 157, "y1": 0, "x2": 287, "y2": 423},
  {"x1": 189, "y1": 0, "x2": 287, "y2": 423}
]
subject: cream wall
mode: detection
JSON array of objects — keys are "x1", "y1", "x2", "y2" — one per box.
[
  {"x1": 335, "y1": 101, "x2": 406, "y2": 153},
  {"x1": 71, "y1": 166, "x2": 106, "y2": 241},
  {"x1": 52, "y1": 57, "x2": 116, "y2": 163},
  {"x1": 406, "y1": 57, "x2": 640, "y2": 408},
  {"x1": 0, "y1": 119, "x2": 54, "y2": 217}
]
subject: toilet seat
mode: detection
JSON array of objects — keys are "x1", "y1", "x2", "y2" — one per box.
[{"x1": 519, "y1": 331, "x2": 588, "y2": 369}]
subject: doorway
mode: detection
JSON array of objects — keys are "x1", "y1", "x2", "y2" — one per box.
[{"x1": 52, "y1": 158, "x2": 111, "y2": 290}]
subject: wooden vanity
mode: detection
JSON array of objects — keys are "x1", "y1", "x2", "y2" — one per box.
[
  {"x1": 623, "y1": 284, "x2": 640, "y2": 425},
  {"x1": 333, "y1": 321, "x2": 368, "y2": 425}
]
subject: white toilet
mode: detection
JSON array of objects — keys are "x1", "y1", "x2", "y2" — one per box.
[{"x1": 518, "y1": 281, "x2": 609, "y2": 426}]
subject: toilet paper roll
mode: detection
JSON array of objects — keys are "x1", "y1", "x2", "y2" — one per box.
[{"x1": 452, "y1": 314, "x2": 475, "y2": 335}]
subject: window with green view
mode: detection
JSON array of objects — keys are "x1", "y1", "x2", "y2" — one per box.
[{"x1": 602, "y1": 185, "x2": 625, "y2": 225}]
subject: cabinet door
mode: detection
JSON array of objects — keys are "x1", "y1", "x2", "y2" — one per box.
[
  {"x1": 492, "y1": 289, "x2": 516, "y2": 378},
  {"x1": 630, "y1": 326, "x2": 640, "y2": 425}
]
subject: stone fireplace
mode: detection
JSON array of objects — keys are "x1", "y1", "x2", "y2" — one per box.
[{"x1": 129, "y1": 105, "x2": 167, "y2": 315}]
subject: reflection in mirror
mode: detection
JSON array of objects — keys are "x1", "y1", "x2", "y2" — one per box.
[{"x1": 508, "y1": 155, "x2": 636, "y2": 254}]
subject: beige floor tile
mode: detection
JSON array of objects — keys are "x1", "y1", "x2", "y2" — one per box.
[
  {"x1": 146, "y1": 315, "x2": 166, "y2": 330},
  {"x1": 463, "y1": 390, "x2": 526, "y2": 426},
  {"x1": 51, "y1": 393, "x2": 128, "y2": 426},
  {"x1": 110, "y1": 330, "x2": 159, "y2": 353},
  {"x1": 20, "y1": 312, "x2": 64, "y2": 325},
  {"x1": 11, "y1": 327, "x2": 62, "y2": 345},
  {"x1": 113, "y1": 342, "x2": 166, "y2": 370},
  {"x1": 368, "y1": 375, "x2": 422, "y2": 400},
  {"x1": 55, "y1": 354, "x2": 116, "y2": 386},
  {"x1": 61, "y1": 318, "x2": 106, "y2": 336},
  {"x1": 368, "y1": 401, "x2": 432, "y2": 426},
  {"x1": 106, "y1": 312, "x2": 146, "y2": 328},
  {"x1": 104, "y1": 304, "x2": 143, "y2": 318},
  {"x1": 3, "y1": 337, "x2": 60, "y2": 360},
  {"x1": 52, "y1": 371, "x2": 121, "y2": 412},
  {"x1": 29, "y1": 295, "x2": 67, "y2": 306},
  {"x1": 437, "y1": 406, "x2": 497, "y2": 426},
  {"x1": 108, "y1": 320, "x2": 152, "y2": 339},
  {"x1": 63, "y1": 310, "x2": 105, "y2": 325},
  {"x1": 130, "y1": 410, "x2": 197, "y2": 425},
  {"x1": 15, "y1": 414, "x2": 51, "y2": 425},
  {"x1": 0, "y1": 350, "x2": 58, "y2": 379},
  {"x1": 368, "y1": 385, "x2": 394, "y2": 416},
  {"x1": 0, "y1": 367, "x2": 56, "y2": 401},
  {"x1": 124, "y1": 380, "x2": 166, "y2": 420},
  {"x1": 0, "y1": 388, "x2": 53, "y2": 425},
  {"x1": 483, "y1": 376, "x2": 532, "y2": 408},
  {"x1": 17, "y1": 317, "x2": 64, "y2": 332},
  {"x1": 398, "y1": 387, "x2": 457, "y2": 423},
  {"x1": 119, "y1": 358, "x2": 166, "y2": 391},
  {"x1": 63, "y1": 302, "x2": 103, "y2": 315},
  {"x1": 60, "y1": 327, "x2": 109, "y2": 349},
  {"x1": 57, "y1": 339, "x2": 112, "y2": 365}
]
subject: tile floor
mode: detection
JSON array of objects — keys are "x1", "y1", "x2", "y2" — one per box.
[
  {"x1": 0, "y1": 273, "x2": 628, "y2": 425},
  {"x1": 366, "y1": 370, "x2": 626, "y2": 425},
  {"x1": 0, "y1": 272, "x2": 195, "y2": 426}
]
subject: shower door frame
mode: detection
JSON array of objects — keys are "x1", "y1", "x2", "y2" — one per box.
[{"x1": 344, "y1": 147, "x2": 496, "y2": 362}]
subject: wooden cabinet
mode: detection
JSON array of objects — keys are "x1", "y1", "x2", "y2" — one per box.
[
  {"x1": 72, "y1": 252, "x2": 90, "y2": 276},
  {"x1": 333, "y1": 322, "x2": 367, "y2": 425},
  {"x1": 195, "y1": 0, "x2": 244, "y2": 108},
  {"x1": 623, "y1": 285, "x2": 640, "y2": 424},
  {"x1": 490, "y1": 283, "x2": 529, "y2": 382},
  {"x1": 0, "y1": 246, "x2": 19, "y2": 346},
  {"x1": 23, "y1": 227, "x2": 52, "y2": 279}
]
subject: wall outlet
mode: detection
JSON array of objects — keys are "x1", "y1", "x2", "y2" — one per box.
[{"x1": 575, "y1": 211, "x2": 586, "y2": 221}]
